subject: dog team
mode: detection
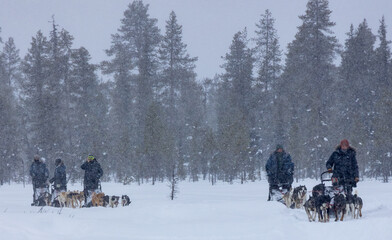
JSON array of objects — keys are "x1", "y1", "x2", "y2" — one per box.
[
  {"x1": 57, "y1": 191, "x2": 131, "y2": 208},
  {"x1": 267, "y1": 140, "x2": 363, "y2": 222},
  {"x1": 30, "y1": 154, "x2": 131, "y2": 208},
  {"x1": 281, "y1": 184, "x2": 363, "y2": 222}
]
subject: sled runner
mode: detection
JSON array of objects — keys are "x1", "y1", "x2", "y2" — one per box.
[
  {"x1": 32, "y1": 184, "x2": 51, "y2": 206},
  {"x1": 268, "y1": 182, "x2": 291, "y2": 205}
]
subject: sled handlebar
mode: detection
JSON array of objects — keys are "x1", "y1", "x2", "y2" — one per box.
[{"x1": 321, "y1": 171, "x2": 332, "y2": 183}]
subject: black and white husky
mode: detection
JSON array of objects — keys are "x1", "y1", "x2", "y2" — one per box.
[
  {"x1": 292, "y1": 185, "x2": 307, "y2": 209},
  {"x1": 121, "y1": 195, "x2": 131, "y2": 206}
]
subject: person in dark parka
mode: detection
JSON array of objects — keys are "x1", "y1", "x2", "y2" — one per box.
[
  {"x1": 326, "y1": 139, "x2": 359, "y2": 194},
  {"x1": 29, "y1": 155, "x2": 49, "y2": 205},
  {"x1": 81, "y1": 155, "x2": 103, "y2": 206},
  {"x1": 266, "y1": 145, "x2": 294, "y2": 200},
  {"x1": 50, "y1": 158, "x2": 67, "y2": 206}
]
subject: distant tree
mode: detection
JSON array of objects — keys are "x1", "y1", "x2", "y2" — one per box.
[
  {"x1": 159, "y1": 11, "x2": 198, "y2": 181},
  {"x1": 217, "y1": 29, "x2": 254, "y2": 183},
  {"x1": 373, "y1": 17, "x2": 392, "y2": 182},
  {"x1": 169, "y1": 163, "x2": 179, "y2": 200},
  {"x1": 254, "y1": 9, "x2": 282, "y2": 91},
  {"x1": 339, "y1": 19, "x2": 376, "y2": 174},
  {"x1": 282, "y1": 0, "x2": 339, "y2": 178},
  {"x1": 0, "y1": 31, "x2": 18, "y2": 184},
  {"x1": 21, "y1": 31, "x2": 51, "y2": 158},
  {"x1": 2, "y1": 37, "x2": 21, "y2": 88},
  {"x1": 1, "y1": 37, "x2": 23, "y2": 183},
  {"x1": 143, "y1": 102, "x2": 174, "y2": 184},
  {"x1": 68, "y1": 47, "x2": 109, "y2": 181},
  {"x1": 103, "y1": 0, "x2": 161, "y2": 182},
  {"x1": 44, "y1": 18, "x2": 68, "y2": 168},
  {"x1": 253, "y1": 9, "x2": 283, "y2": 164},
  {"x1": 102, "y1": 38, "x2": 135, "y2": 181}
]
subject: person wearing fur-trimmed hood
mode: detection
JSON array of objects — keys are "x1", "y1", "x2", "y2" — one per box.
[
  {"x1": 29, "y1": 155, "x2": 49, "y2": 206},
  {"x1": 326, "y1": 139, "x2": 359, "y2": 194}
]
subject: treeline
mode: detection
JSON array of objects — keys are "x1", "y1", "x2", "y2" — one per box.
[{"x1": 0, "y1": 0, "x2": 391, "y2": 186}]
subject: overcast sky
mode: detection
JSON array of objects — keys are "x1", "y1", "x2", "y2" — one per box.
[{"x1": 1, "y1": 0, "x2": 392, "y2": 80}]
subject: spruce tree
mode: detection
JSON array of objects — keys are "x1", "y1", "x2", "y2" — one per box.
[
  {"x1": 373, "y1": 17, "x2": 392, "y2": 182},
  {"x1": 1, "y1": 37, "x2": 23, "y2": 183},
  {"x1": 217, "y1": 29, "x2": 254, "y2": 182},
  {"x1": 159, "y1": 11, "x2": 198, "y2": 180},
  {"x1": 21, "y1": 31, "x2": 51, "y2": 158},
  {"x1": 282, "y1": 0, "x2": 339, "y2": 178},
  {"x1": 103, "y1": 0, "x2": 161, "y2": 182},
  {"x1": 2, "y1": 37, "x2": 21, "y2": 88},
  {"x1": 253, "y1": 9, "x2": 283, "y2": 164},
  {"x1": 340, "y1": 19, "x2": 376, "y2": 174}
]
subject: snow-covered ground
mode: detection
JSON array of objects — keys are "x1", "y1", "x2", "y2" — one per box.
[{"x1": 0, "y1": 179, "x2": 391, "y2": 240}]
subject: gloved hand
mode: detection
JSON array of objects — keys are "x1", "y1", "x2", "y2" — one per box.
[
  {"x1": 327, "y1": 168, "x2": 333, "y2": 173},
  {"x1": 354, "y1": 177, "x2": 359, "y2": 182}
]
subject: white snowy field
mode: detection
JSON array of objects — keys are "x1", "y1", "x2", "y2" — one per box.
[{"x1": 0, "y1": 179, "x2": 391, "y2": 240}]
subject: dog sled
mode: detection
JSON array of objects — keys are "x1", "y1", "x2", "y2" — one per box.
[
  {"x1": 312, "y1": 171, "x2": 357, "y2": 200},
  {"x1": 311, "y1": 171, "x2": 335, "y2": 199},
  {"x1": 307, "y1": 171, "x2": 361, "y2": 222},
  {"x1": 32, "y1": 184, "x2": 51, "y2": 206},
  {"x1": 268, "y1": 182, "x2": 291, "y2": 205}
]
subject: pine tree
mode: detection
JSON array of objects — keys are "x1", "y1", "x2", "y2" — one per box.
[
  {"x1": 21, "y1": 30, "x2": 51, "y2": 157},
  {"x1": 253, "y1": 9, "x2": 283, "y2": 164},
  {"x1": 159, "y1": 11, "x2": 198, "y2": 181},
  {"x1": 2, "y1": 37, "x2": 21, "y2": 88},
  {"x1": 67, "y1": 47, "x2": 108, "y2": 181},
  {"x1": 282, "y1": 0, "x2": 339, "y2": 178},
  {"x1": 102, "y1": 38, "x2": 135, "y2": 181},
  {"x1": 1, "y1": 37, "x2": 23, "y2": 183},
  {"x1": 44, "y1": 19, "x2": 67, "y2": 167},
  {"x1": 340, "y1": 19, "x2": 376, "y2": 174},
  {"x1": 0, "y1": 30, "x2": 15, "y2": 184},
  {"x1": 57, "y1": 28, "x2": 76, "y2": 173},
  {"x1": 103, "y1": 0, "x2": 161, "y2": 182},
  {"x1": 143, "y1": 101, "x2": 173, "y2": 184},
  {"x1": 254, "y1": 9, "x2": 282, "y2": 91},
  {"x1": 373, "y1": 16, "x2": 392, "y2": 182},
  {"x1": 217, "y1": 29, "x2": 254, "y2": 182}
]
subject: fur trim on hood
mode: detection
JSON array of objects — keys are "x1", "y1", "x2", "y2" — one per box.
[{"x1": 335, "y1": 145, "x2": 356, "y2": 152}]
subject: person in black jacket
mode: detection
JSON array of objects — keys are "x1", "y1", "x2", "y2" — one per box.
[
  {"x1": 50, "y1": 158, "x2": 67, "y2": 206},
  {"x1": 326, "y1": 139, "x2": 359, "y2": 194},
  {"x1": 265, "y1": 144, "x2": 294, "y2": 201},
  {"x1": 81, "y1": 155, "x2": 103, "y2": 207},
  {"x1": 29, "y1": 155, "x2": 49, "y2": 206}
]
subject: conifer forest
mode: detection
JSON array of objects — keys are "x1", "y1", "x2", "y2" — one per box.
[{"x1": 0, "y1": 0, "x2": 391, "y2": 186}]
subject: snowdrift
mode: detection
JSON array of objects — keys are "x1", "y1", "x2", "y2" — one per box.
[{"x1": 0, "y1": 179, "x2": 391, "y2": 240}]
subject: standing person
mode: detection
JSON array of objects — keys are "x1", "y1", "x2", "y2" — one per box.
[
  {"x1": 326, "y1": 139, "x2": 359, "y2": 194},
  {"x1": 29, "y1": 155, "x2": 49, "y2": 206},
  {"x1": 265, "y1": 144, "x2": 294, "y2": 201},
  {"x1": 81, "y1": 155, "x2": 103, "y2": 207},
  {"x1": 49, "y1": 158, "x2": 67, "y2": 207}
]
